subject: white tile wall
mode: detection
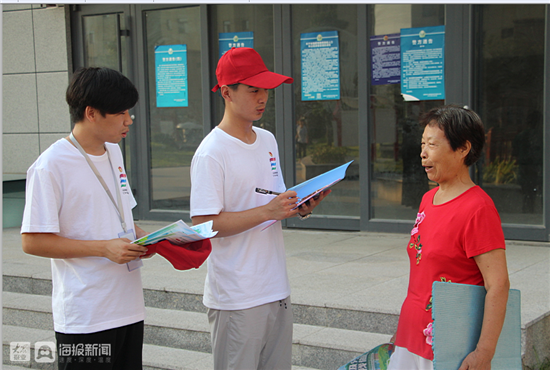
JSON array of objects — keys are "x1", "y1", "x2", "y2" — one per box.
[
  {"x1": 33, "y1": 6, "x2": 69, "y2": 73},
  {"x1": 37, "y1": 72, "x2": 71, "y2": 132},
  {"x1": 3, "y1": 74, "x2": 39, "y2": 133},
  {"x1": 3, "y1": 6, "x2": 70, "y2": 176},
  {"x1": 3, "y1": 133, "x2": 40, "y2": 174},
  {"x1": 3, "y1": 10, "x2": 35, "y2": 74}
]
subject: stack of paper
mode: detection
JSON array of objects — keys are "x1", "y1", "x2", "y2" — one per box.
[{"x1": 132, "y1": 220, "x2": 217, "y2": 246}]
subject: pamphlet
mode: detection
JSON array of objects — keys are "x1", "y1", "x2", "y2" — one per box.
[{"x1": 132, "y1": 220, "x2": 217, "y2": 246}]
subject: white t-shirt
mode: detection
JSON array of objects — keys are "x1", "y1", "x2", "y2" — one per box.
[
  {"x1": 190, "y1": 126, "x2": 291, "y2": 310},
  {"x1": 21, "y1": 139, "x2": 145, "y2": 334}
]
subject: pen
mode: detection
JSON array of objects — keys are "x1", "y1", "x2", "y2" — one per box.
[{"x1": 255, "y1": 188, "x2": 281, "y2": 196}]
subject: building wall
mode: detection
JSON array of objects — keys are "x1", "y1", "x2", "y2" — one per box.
[{"x1": 2, "y1": 4, "x2": 71, "y2": 179}]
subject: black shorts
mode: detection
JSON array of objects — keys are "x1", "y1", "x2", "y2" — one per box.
[{"x1": 55, "y1": 320, "x2": 144, "y2": 370}]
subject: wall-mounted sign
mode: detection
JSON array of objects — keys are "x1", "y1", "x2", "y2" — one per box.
[
  {"x1": 300, "y1": 30, "x2": 340, "y2": 101},
  {"x1": 370, "y1": 33, "x2": 401, "y2": 86},
  {"x1": 219, "y1": 32, "x2": 254, "y2": 58},
  {"x1": 155, "y1": 44, "x2": 188, "y2": 108},
  {"x1": 400, "y1": 25, "x2": 445, "y2": 101}
]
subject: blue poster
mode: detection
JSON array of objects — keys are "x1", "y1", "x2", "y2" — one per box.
[
  {"x1": 155, "y1": 44, "x2": 188, "y2": 108},
  {"x1": 219, "y1": 32, "x2": 254, "y2": 58},
  {"x1": 400, "y1": 25, "x2": 445, "y2": 101},
  {"x1": 300, "y1": 31, "x2": 340, "y2": 101},
  {"x1": 370, "y1": 33, "x2": 401, "y2": 85}
]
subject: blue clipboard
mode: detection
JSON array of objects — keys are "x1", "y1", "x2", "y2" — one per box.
[{"x1": 288, "y1": 160, "x2": 353, "y2": 209}]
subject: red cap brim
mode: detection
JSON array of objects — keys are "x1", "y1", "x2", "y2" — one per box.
[
  {"x1": 212, "y1": 71, "x2": 293, "y2": 92},
  {"x1": 240, "y1": 70, "x2": 294, "y2": 89}
]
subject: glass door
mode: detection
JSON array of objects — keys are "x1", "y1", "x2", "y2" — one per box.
[
  {"x1": 474, "y1": 5, "x2": 545, "y2": 227},
  {"x1": 369, "y1": 4, "x2": 445, "y2": 222},
  {"x1": 288, "y1": 4, "x2": 360, "y2": 230},
  {"x1": 141, "y1": 5, "x2": 203, "y2": 213},
  {"x1": 70, "y1": 5, "x2": 137, "y2": 197}
]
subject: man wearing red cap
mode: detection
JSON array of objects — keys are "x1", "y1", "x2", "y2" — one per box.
[{"x1": 190, "y1": 47, "x2": 329, "y2": 369}]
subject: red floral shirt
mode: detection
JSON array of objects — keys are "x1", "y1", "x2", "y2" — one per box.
[{"x1": 394, "y1": 186, "x2": 505, "y2": 360}]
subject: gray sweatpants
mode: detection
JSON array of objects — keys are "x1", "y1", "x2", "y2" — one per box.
[{"x1": 207, "y1": 297, "x2": 293, "y2": 370}]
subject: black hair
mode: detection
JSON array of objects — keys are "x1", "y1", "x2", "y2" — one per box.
[
  {"x1": 66, "y1": 67, "x2": 139, "y2": 124},
  {"x1": 419, "y1": 105, "x2": 485, "y2": 167}
]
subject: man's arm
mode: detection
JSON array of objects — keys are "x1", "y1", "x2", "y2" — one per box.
[
  {"x1": 135, "y1": 225, "x2": 147, "y2": 239},
  {"x1": 22, "y1": 232, "x2": 149, "y2": 265},
  {"x1": 192, "y1": 190, "x2": 299, "y2": 237},
  {"x1": 459, "y1": 248, "x2": 510, "y2": 370},
  {"x1": 192, "y1": 189, "x2": 330, "y2": 238}
]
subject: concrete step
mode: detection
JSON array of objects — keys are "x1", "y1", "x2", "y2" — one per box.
[
  {"x1": 2, "y1": 325, "x2": 56, "y2": 369},
  {"x1": 2, "y1": 326, "x2": 323, "y2": 370},
  {"x1": 142, "y1": 343, "x2": 320, "y2": 370},
  {"x1": 3, "y1": 274, "x2": 399, "y2": 335},
  {"x1": 3, "y1": 291, "x2": 392, "y2": 370},
  {"x1": 144, "y1": 305, "x2": 392, "y2": 370}
]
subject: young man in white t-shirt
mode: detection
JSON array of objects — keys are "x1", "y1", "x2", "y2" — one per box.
[
  {"x1": 190, "y1": 47, "x2": 330, "y2": 370},
  {"x1": 21, "y1": 67, "x2": 149, "y2": 369}
]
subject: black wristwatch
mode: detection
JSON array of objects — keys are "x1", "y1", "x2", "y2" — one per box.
[{"x1": 297, "y1": 211, "x2": 312, "y2": 220}]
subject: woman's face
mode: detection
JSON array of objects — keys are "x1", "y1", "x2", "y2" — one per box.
[{"x1": 420, "y1": 124, "x2": 467, "y2": 185}]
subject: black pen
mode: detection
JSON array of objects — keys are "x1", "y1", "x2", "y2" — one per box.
[{"x1": 255, "y1": 188, "x2": 281, "y2": 196}]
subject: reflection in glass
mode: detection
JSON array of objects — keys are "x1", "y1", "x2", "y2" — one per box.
[
  {"x1": 145, "y1": 7, "x2": 202, "y2": 211},
  {"x1": 83, "y1": 14, "x2": 127, "y2": 76},
  {"x1": 370, "y1": 4, "x2": 444, "y2": 221},
  {"x1": 291, "y1": 4, "x2": 360, "y2": 217},
  {"x1": 210, "y1": 5, "x2": 275, "y2": 134},
  {"x1": 83, "y1": 13, "x2": 131, "y2": 176},
  {"x1": 475, "y1": 5, "x2": 544, "y2": 225}
]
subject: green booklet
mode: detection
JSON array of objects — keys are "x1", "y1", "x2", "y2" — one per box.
[
  {"x1": 132, "y1": 220, "x2": 217, "y2": 246},
  {"x1": 338, "y1": 343, "x2": 394, "y2": 370}
]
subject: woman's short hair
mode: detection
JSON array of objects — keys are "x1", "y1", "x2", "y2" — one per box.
[
  {"x1": 419, "y1": 105, "x2": 485, "y2": 167},
  {"x1": 66, "y1": 67, "x2": 139, "y2": 124}
]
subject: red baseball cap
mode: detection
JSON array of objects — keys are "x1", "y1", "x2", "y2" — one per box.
[
  {"x1": 212, "y1": 47, "x2": 293, "y2": 92},
  {"x1": 143, "y1": 239, "x2": 211, "y2": 271}
]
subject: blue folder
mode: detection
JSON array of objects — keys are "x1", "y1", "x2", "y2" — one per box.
[
  {"x1": 432, "y1": 282, "x2": 521, "y2": 370},
  {"x1": 288, "y1": 160, "x2": 353, "y2": 209}
]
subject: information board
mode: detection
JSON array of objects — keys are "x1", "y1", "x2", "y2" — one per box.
[
  {"x1": 370, "y1": 33, "x2": 401, "y2": 86},
  {"x1": 300, "y1": 31, "x2": 340, "y2": 101},
  {"x1": 155, "y1": 44, "x2": 188, "y2": 108},
  {"x1": 218, "y1": 32, "x2": 254, "y2": 58},
  {"x1": 400, "y1": 25, "x2": 445, "y2": 101}
]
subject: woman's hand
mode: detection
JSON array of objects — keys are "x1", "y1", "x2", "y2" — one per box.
[
  {"x1": 458, "y1": 347, "x2": 493, "y2": 370},
  {"x1": 460, "y1": 248, "x2": 510, "y2": 370}
]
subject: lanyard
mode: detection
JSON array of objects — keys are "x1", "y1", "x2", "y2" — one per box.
[{"x1": 69, "y1": 132, "x2": 127, "y2": 233}]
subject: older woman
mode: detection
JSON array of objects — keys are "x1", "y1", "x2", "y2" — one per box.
[{"x1": 388, "y1": 105, "x2": 510, "y2": 370}]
